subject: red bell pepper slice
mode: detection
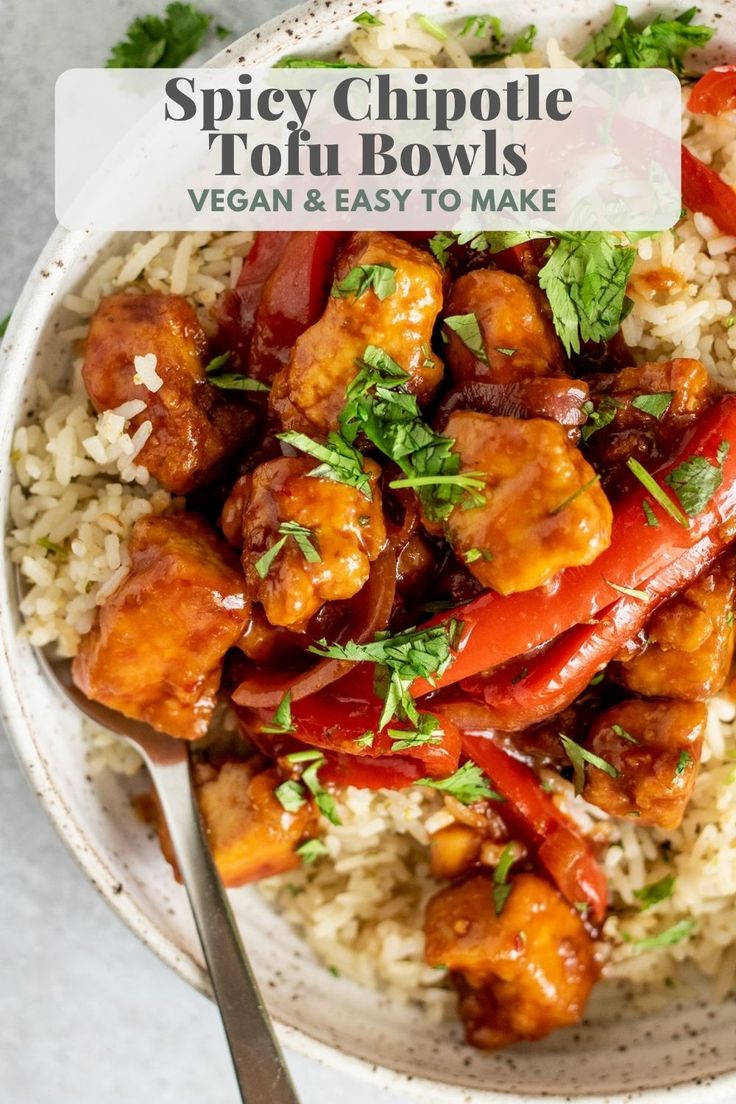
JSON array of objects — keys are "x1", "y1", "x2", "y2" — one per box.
[
  {"x1": 411, "y1": 395, "x2": 736, "y2": 696},
  {"x1": 460, "y1": 528, "x2": 729, "y2": 729},
  {"x1": 688, "y1": 66, "x2": 736, "y2": 116},
  {"x1": 319, "y1": 752, "x2": 426, "y2": 790},
  {"x1": 251, "y1": 671, "x2": 462, "y2": 779},
  {"x1": 248, "y1": 230, "x2": 345, "y2": 380},
  {"x1": 681, "y1": 144, "x2": 736, "y2": 238},
  {"x1": 212, "y1": 230, "x2": 344, "y2": 382},
  {"x1": 435, "y1": 725, "x2": 607, "y2": 923}
]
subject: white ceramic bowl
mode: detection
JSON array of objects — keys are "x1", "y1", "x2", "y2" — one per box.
[{"x1": 2, "y1": 1, "x2": 736, "y2": 1099}]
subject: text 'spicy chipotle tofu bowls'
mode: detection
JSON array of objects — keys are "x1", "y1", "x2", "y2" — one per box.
[{"x1": 5, "y1": 0, "x2": 736, "y2": 1099}]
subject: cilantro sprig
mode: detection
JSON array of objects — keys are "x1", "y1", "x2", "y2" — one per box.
[
  {"x1": 205, "y1": 352, "x2": 270, "y2": 393},
  {"x1": 106, "y1": 2, "x2": 214, "y2": 68},
  {"x1": 308, "y1": 621, "x2": 462, "y2": 730},
  {"x1": 430, "y1": 231, "x2": 636, "y2": 357},
  {"x1": 418, "y1": 760, "x2": 503, "y2": 805},
  {"x1": 283, "y1": 749, "x2": 341, "y2": 826},
  {"x1": 340, "y1": 345, "x2": 485, "y2": 521}
]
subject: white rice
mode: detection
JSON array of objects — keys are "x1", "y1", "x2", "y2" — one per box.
[{"x1": 7, "y1": 28, "x2": 736, "y2": 1019}]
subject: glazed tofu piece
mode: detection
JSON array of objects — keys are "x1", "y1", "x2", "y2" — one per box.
[
  {"x1": 424, "y1": 873, "x2": 597, "y2": 1049},
  {"x1": 269, "y1": 232, "x2": 443, "y2": 435},
  {"x1": 72, "y1": 514, "x2": 249, "y2": 740},
  {"x1": 83, "y1": 293, "x2": 256, "y2": 494},
  {"x1": 581, "y1": 699, "x2": 706, "y2": 829},
  {"x1": 584, "y1": 358, "x2": 716, "y2": 495},
  {"x1": 153, "y1": 761, "x2": 318, "y2": 886},
  {"x1": 443, "y1": 269, "x2": 565, "y2": 385},
  {"x1": 611, "y1": 559, "x2": 736, "y2": 701},
  {"x1": 235, "y1": 455, "x2": 386, "y2": 629},
  {"x1": 440, "y1": 411, "x2": 613, "y2": 595}
]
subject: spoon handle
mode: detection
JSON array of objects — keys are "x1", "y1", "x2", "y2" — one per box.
[{"x1": 149, "y1": 749, "x2": 301, "y2": 1104}]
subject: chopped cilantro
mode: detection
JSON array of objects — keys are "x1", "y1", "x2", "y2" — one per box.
[
  {"x1": 309, "y1": 621, "x2": 462, "y2": 730},
  {"x1": 274, "y1": 57, "x2": 366, "y2": 68},
  {"x1": 0, "y1": 313, "x2": 10, "y2": 338},
  {"x1": 106, "y1": 2, "x2": 213, "y2": 68},
  {"x1": 642, "y1": 500, "x2": 660, "y2": 528},
  {"x1": 353, "y1": 11, "x2": 383, "y2": 26},
  {"x1": 492, "y1": 842, "x2": 517, "y2": 916},
  {"x1": 675, "y1": 750, "x2": 693, "y2": 777},
  {"x1": 611, "y1": 723, "x2": 637, "y2": 744},
  {"x1": 262, "y1": 691, "x2": 295, "y2": 735},
  {"x1": 633, "y1": 874, "x2": 676, "y2": 910},
  {"x1": 576, "y1": 5, "x2": 714, "y2": 76},
  {"x1": 415, "y1": 13, "x2": 448, "y2": 40},
  {"x1": 605, "y1": 579, "x2": 649, "y2": 602},
  {"x1": 581, "y1": 396, "x2": 622, "y2": 443},
  {"x1": 665, "y1": 452, "x2": 726, "y2": 518},
  {"x1": 274, "y1": 779, "x2": 307, "y2": 813},
  {"x1": 428, "y1": 231, "x2": 456, "y2": 268},
  {"x1": 355, "y1": 731, "x2": 375, "y2": 749},
  {"x1": 36, "y1": 538, "x2": 68, "y2": 561},
  {"x1": 459, "y1": 14, "x2": 502, "y2": 38},
  {"x1": 443, "y1": 313, "x2": 488, "y2": 365},
  {"x1": 464, "y1": 547, "x2": 493, "y2": 565},
  {"x1": 559, "y1": 733, "x2": 619, "y2": 794},
  {"x1": 631, "y1": 392, "x2": 674, "y2": 419},
  {"x1": 626, "y1": 457, "x2": 690, "y2": 528},
  {"x1": 332, "y1": 263, "x2": 397, "y2": 302},
  {"x1": 623, "y1": 918, "x2": 695, "y2": 951},
  {"x1": 495, "y1": 346, "x2": 516, "y2": 357},
  {"x1": 206, "y1": 351, "x2": 270, "y2": 393},
  {"x1": 296, "y1": 838, "x2": 329, "y2": 864},
  {"x1": 279, "y1": 429, "x2": 373, "y2": 499},
  {"x1": 215, "y1": 24, "x2": 231, "y2": 39},
  {"x1": 549, "y1": 474, "x2": 601, "y2": 517},
  {"x1": 285, "y1": 749, "x2": 341, "y2": 826},
  {"x1": 418, "y1": 760, "x2": 503, "y2": 805},
  {"x1": 254, "y1": 521, "x2": 321, "y2": 580},
  {"x1": 388, "y1": 712, "x2": 443, "y2": 752}
]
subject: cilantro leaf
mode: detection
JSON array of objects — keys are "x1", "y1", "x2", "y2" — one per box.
[
  {"x1": 274, "y1": 57, "x2": 367, "y2": 68},
  {"x1": 0, "y1": 312, "x2": 10, "y2": 338},
  {"x1": 559, "y1": 733, "x2": 619, "y2": 794},
  {"x1": 611, "y1": 723, "x2": 638, "y2": 744},
  {"x1": 36, "y1": 538, "x2": 69, "y2": 561},
  {"x1": 387, "y1": 712, "x2": 443, "y2": 752},
  {"x1": 538, "y1": 232, "x2": 636, "y2": 356},
  {"x1": 665, "y1": 454, "x2": 725, "y2": 517},
  {"x1": 278, "y1": 430, "x2": 373, "y2": 499},
  {"x1": 296, "y1": 838, "x2": 329, "y2": 863},
  {"x1": 642, "y1": 500, "x2": 660, "y2": 527},
  {"x1": 581, "y1": 396, "x2": 621, "y2": 443},
  {"x1": 493, "y1": 842, "x2": 517, "y2": 915},
  {"x1": 332, "y1": 263, "x2": 397, "y2": 302},
  {"x1": 274, "y1": 779, "x2": 307, "y2": 813},
  {"x1": 106, "y1": 2, "x2": 212, "y2": 68},
  {"x1": 254, "y1": 521, "x2": 320, "y2": 579},
  {"x1": 286, "y1": 749, "x2": 341, "y2": 826},
  {"x1": 549, "y1": 474, "x2": 601, "y2": 517},
  {"x1": 443, "y1": 313, "x2": 488, "y2": 365},
  {"x1": 576, "y1": 5, "x2": 714, "y2": 77},
  {"x1": 630, "y1": 392, "x2": 674, "y2": 419},
  {"x1": 418, "y1": 760, "x2": 503, "y2": 805},
  {"x1": 263, "y1": 691, "x2": 295, "y2": 735},
  {"x1": 415, "y1": 14, "x2": 447, "y2": 40},
  {"x1": 428, "y1": 232, "x2": 456, "y2": 268},
  {"x1": 459, "y1": 14, "x2": 502, "y2": 38},
  {"x1": 633, "y1": 874, "x2": 676, "y2": 911}
]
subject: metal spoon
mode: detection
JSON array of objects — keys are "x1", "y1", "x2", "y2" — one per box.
[{"x1": 36, "y1": 650, "x2": 301, "y2": 1104}]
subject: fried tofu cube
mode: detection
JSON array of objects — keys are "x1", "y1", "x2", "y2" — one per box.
[
  {"x1": 237, "y1": 455, "x2": 386, "y2": 630},
  {"x1": 444, "y1": 269, "x2": 565, "y2": 385},
  {"x1": 152, "y1": 760, "x2": 319, "y2": 886},
  {"x1": 582, "y1": 699, "x2": 706, "y2": 829},
  {"x1": 83, "y1": 293, "x2": 256, "y2": 493},
  {"x1": 441, "y1": 411, "x2": 612, "y2": 595},
  {"x1": 611, "y1": 559, "x2": 736, "y2": 701},
  {"x1": 269, "y1": 231, "x2": 443, "y2": 435},
  {"x1": 424, "y1": 873, "x2": 597, "y2": 1049},
  {"x1": 72, "y1": 514, "x2": 249, "y2": 739}
]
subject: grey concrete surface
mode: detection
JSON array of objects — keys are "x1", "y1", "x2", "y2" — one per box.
[{"x1": 0, "y1": 3, "x2": 417, "y2": 1100}]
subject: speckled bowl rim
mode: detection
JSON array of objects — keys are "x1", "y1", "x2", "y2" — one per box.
[{"x1": 3, "y1": 0, "x2": 736, "y2": 1099}]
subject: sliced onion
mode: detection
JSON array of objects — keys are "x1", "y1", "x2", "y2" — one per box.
[{"x1": 232, "y1": 546, "x2": 396, "y2": 708}]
